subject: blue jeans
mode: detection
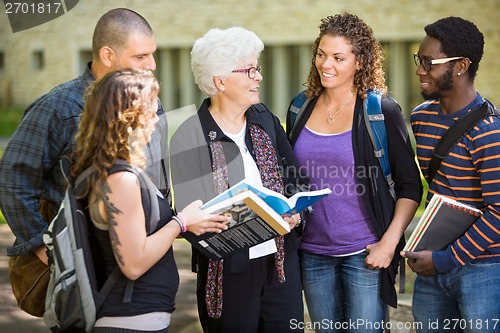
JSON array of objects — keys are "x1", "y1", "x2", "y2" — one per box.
[
  {"x1": 300, "y1": 251, "x2": 386, "y2": 333},
  {"x1": 412, "y1": 258, "x2": 500, "y2": 333}
]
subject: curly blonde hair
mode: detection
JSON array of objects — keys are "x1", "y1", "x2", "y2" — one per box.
[
  {"x1": 71, "y1": 68, "x2": 159, "y2": 197},
  {"x1": 305, "y1": 13, "x2": 387, "y2": 99}
]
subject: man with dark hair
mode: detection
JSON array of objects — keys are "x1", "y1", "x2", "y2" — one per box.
[
  {"x1": 0, "y1": 8, "x2": 168, "y2": 266},
  {"x1": 403, "y1": 17, "x2": 500, "y2": 331}
]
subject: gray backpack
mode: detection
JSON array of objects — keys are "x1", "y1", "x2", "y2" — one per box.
[{"x1": 43, "y1": 160, "x2": 159, "y2": 332}]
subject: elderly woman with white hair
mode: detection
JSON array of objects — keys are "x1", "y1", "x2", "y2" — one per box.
[{"x1": 170, "y1": 27, "x2": 307, "y2": 333}]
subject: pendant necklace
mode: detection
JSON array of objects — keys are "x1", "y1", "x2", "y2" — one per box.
[{"x1": 324, "y1": 91, "x2": 354, "y2": 124}]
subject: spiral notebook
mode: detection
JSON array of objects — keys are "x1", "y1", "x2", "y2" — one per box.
[{"x1": 404, "y1": 194, "x2": 483, "y2": 252}]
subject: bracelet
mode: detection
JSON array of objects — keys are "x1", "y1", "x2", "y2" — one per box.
[
  {"x1": 176, "y1": 212, "x2": 188, "y2": 233},
  {"x1": 172, "y1": 216, "x2": 187, "y2": 233}
]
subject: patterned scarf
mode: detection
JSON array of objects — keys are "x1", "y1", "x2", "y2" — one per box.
[{"x1": 205, "y1": 123, "x2": 286, "y2": 318}]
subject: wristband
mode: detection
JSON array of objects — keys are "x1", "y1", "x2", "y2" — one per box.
[
  {"x1": 172, "y1": 216, "x2": 186, "y2": 233},
  {"x1": 177, "y1": 212, "x2": 188, "y2": 233}
]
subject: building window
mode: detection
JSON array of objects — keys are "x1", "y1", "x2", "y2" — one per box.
[{"x1": 32, "y1": 50, "x2": 44, "y2": 70}]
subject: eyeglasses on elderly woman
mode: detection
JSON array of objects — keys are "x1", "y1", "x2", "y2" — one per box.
[{"x1": 231, "y1": 66, "x2": 262, "y2": 79}]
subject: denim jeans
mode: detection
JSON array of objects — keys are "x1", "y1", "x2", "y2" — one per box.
[
  {"x1": 412, "y1": 258, "x2": 500, "y2": 333},
  {"x1": 300, "y1": 251, "x2": 386, "y2": 333}
]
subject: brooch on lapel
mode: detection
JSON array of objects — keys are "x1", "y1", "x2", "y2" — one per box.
[{"x1": 208, "y1": 131, "x2": 217, "y2": 141}]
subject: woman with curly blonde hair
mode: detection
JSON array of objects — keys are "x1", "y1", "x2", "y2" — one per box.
[
  {"x1": 286, "y1": 13, "x2": 422, "y2": 332},
  {"x1": 72, "y1": 68, "x2": 228, "y2": 333}
]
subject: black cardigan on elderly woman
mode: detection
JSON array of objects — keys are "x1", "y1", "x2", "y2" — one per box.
[{"x1": 170, "y1": 98, "x2": 309, "y2": 274}]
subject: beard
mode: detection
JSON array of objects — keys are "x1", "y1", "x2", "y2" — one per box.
[{"x1": 421, "y1": 66, "x2": 454, "y2": 100}]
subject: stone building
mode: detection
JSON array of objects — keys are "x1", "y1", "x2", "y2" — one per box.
[{"x1": 0, "y1": 0, "x2": 499, "y2": 121}]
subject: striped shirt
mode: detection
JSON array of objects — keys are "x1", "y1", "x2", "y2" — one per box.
[{"x1": 411, "y1": 93, "x2": 500, "y2": 272}]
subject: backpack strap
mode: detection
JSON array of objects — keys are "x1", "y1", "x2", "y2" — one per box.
[
  {"x1": 73, "y1": 165, "x2": 97, "y2": 194},
  {"x1": 363, "y1": 90, "x2": 396, "y2": 201},
  {"x1": 363, "y1": 91, "x2": 406, "y2": 298},
  {"x1": 427, "y1": 102, "x2": 496, "y2": 183},
  {"x1": 251, "y1": 103, "x2": 277, "y2": 147},
  {"x1": 73, "y1": 160, "x2": 161, "y2": 233},
  {"x1": 94, "y1": 266, "x2": 122, "y2": 309},
  {"x1": 161, "y1": 159, "x2": 171, "y2": 200},
  {"x1": 112, "y1": 159, "x2": 161, "y2": 233},
  {"x1": 287, "y1": 90, "x2": 311, "y2": 141}
]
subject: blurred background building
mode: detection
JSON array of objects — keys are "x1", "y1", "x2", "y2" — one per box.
[{"x1": 0, "y1": 0, "x2": 499, "y2": 121}]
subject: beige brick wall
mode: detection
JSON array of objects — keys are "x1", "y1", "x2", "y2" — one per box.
[{"x1": 0, "y1": 0, "x2": 499, "y2": 107}]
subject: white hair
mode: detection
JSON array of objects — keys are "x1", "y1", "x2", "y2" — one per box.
[{"x1": 191, "y1": 27, "x2": 264, "y2": 96}]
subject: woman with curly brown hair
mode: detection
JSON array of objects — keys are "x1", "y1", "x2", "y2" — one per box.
[
  {"x1": 286, "y1": 13, "x2": 422, "y2": 332},
  {"x1": 72, "y1": 68, "x2": 228, "y2": 333}
]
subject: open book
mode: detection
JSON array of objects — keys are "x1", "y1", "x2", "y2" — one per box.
[
  {"x1": 202, "y1": 179, "x2": 332, "y2": 216},
  {"x1": 403, "y1": 194, "x2": 483, "y2": 252},
  {"x1": 183, "y1": 180, "x2": 332, "y2": 260}
]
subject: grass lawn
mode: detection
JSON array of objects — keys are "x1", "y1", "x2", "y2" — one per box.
[{"x1": 0, "y1": 107, "x2": 23, "y2": 137}]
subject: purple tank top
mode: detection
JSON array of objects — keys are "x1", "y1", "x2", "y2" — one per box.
[{"x1": 294, "y1": 127, "x2": 378, "y2": 256}]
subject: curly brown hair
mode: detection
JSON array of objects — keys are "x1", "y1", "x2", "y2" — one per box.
[
  {"x1": 71, "y1": 68, "x2": 159, "y2": 198},
  {"x1": 305, "y1": 12, "x2": 387, "y2": 99}
]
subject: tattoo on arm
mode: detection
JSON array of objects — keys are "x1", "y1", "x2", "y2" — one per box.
[{"x1": 102, "y1": 182, "x2": 125, "y2": 267}]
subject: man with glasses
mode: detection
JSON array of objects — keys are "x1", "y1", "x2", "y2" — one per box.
[
  {"x1": 413, "y1": 54, "x2": 464, "y2": 73},
  {"x1": 402, "y1": 17, "x2": 500, "y2": 332}
]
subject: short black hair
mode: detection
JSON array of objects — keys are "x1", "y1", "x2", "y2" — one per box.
[
  {"x1": 92, "y1": 8, "x2": 153, "y2": 59},
  {"x1": 424, "y1": 17, "x2": 484, "y2": 81}
]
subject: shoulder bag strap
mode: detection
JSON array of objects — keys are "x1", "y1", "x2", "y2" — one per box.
[{"x1": 427, "y1": 102, "x2": 489, "y2": 184}]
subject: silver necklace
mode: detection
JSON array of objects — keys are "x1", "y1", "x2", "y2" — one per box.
[
  {"x1": 324, "y1": 91, "x2": 354, "y2": 124},
  {"x1": 210, "y1": 107, "x2": 245, "y2": 134}
]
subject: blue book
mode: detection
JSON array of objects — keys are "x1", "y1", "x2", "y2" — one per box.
[{"x1": 202, "y1": 179, "x2": 332, "y2": 216}]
